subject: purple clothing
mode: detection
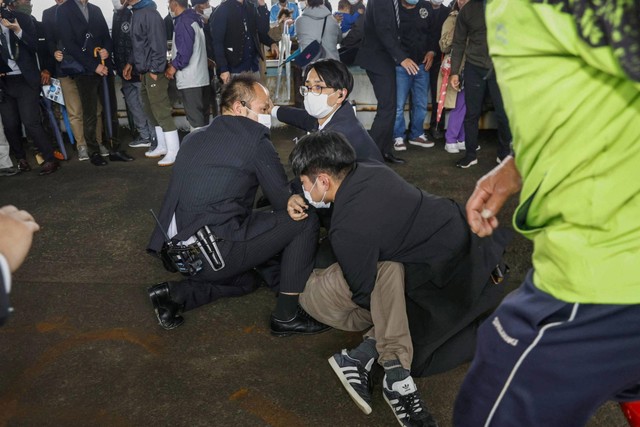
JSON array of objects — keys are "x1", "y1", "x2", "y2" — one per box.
[
  {"x1": 172, "y1": 9, "x2": 203, "y2": 70},
  {"x1": 445, "y1": 89, "x2": 466, "y2": 143}
]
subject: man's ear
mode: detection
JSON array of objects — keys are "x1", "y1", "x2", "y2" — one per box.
[{"x1": 232, "y1": 100, "x2": 246, "y2": 116}]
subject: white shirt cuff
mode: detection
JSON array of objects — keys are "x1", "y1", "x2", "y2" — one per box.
[
  {"x1": 0, "y1": 253, "x2": 11, "y2": 294},
  {"x1": 271, "y1": 106, "x2": 280, "y2": 120}
]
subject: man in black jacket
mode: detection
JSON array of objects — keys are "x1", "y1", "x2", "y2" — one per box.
[
  {"x1": 288, "y1": 131, "x2": 510, "y2": 426},
  {"x1": 0, "y1": 3, "x2": 59, "y2": 175},
  {"x1": 146, "y1": 74, "x2": 328, "y2": 337},
  {"x1": 355, "y1": 0, "x2": 418, "y2": 164},
  {"x1": 56, "y1": 0, "x2": 133, "y2": 165},
  {"x1": 210, "y1": 0, "x2": 278, "y2": 84},
  {"x1": 270, "y1": 59, "x2": 382, "y2": 163}
]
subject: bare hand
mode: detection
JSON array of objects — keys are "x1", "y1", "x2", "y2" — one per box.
[
  {"x1": 164, "y1": 64, "x2": 176, "y2": 80},
  {"x1": 148, "y1": 72, "x2": 158, "y2": 81},
  {"x1": 1, "y1": 18, "x2": 20, "y2": 33},
  {"x1": 400, "y1": 58, "x2": 419, "y2": 76},
  {"x1": 54, "y1": 50, "x2": 63, "y2": 62},
  {"x1": 287, "y1": 194, "x2": 309, "y2": 221},
  {"x1": 466, "y1": 156, "x2": 522, "y2": 237},
  {"x1": 450, "y1": 74, "x2": 461, "y2": 91},
  {"x1": 220, "y1": 71, "x2": 230, "y2": 84},
  {"x1": 99, "y1": 48, "x2": 109, "y2": 60},
  {"x1": 95, "y1": 63, "x2": 109, "y2": 76},
  {"x1": 40, "y1": 70, "x2": 51, "y2": 85},
  {"x1": 422, "y1": 51, "x2": 435, "y2": 71},
  {"x1": 123, "y1": 63, "x2": 133, "y2": 80},
  {"x1": 0, "y1": 205, "x2": 40, "y2": 273},
  {"x1": 271, "y1": 43, "x2": 279, "y2": 59}
]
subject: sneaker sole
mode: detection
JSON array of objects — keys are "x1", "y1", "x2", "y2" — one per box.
[
  {"x1": 393, "y1": 146, "x2": 407, "y2": 152},
  {"x1": 145, "y1": 153, "x2": 167, "y2": 159},
  {"x1": 408, "y1": 141, "x2": 435, "y2": 148},
  {"x1": 129, "y1": 144, "x2": 152, "y2": 148},
  {"x1": 78, "y1": 157, "x2": 89, "y2": 161},
  {"x1": 383, "y1": 391, "x2": 409, "y2": 427},
  {"x1": 456, "y1": 159, "x2": 478, "y2": 169},
  {"x1": 328, "y1": 356, "x2": 373, "y2": 415}
]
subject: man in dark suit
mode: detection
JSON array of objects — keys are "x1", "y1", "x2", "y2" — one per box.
[
  {"x1": 288, "y1": 131, "x2": 510, "y2": 426},
  {"x1": 355, "y1": 0, "x2": 418, "y2": 164},
  {"x1": 0, "y1": 205, "x2": 40, "y2": 326},
  {"x1": 56, "y1": 0, "x2": 133, "y2": 166},
  {"x1": 146, "y1": 74, "x2": 328, "y2": 337},
  {"x1": 0, "y1": 2, "x2": 59, "y2": 175},
  {"x1": 270, "y1": 59, "x2": 383, "y2": 163}
]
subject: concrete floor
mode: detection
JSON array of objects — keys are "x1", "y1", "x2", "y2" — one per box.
[{"x1": 0, "y1": 126, "x2": 628, "y2": 426}]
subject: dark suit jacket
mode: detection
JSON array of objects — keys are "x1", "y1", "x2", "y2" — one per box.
[
  {"x1": 330, "y1": 162, "x2": 511, "y2": 376},
  {"x1": 355, "y1": 0, "x2": 407, "y2": 74},
  {"x1": 275, "y1": 103, "x2": 384, "y2": 163},
  {"x1": 0, "y1": 12, "x2": 42, "y2": 89},
  {"x1": 148, "y1": 116, "x2": 291, "y2": 252},
  {"x1": 55, "y1": 0, "x2": 113, "y2": 76}
]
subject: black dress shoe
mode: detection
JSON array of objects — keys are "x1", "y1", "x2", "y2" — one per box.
[
  {"x1": 383, "y1": 153, "x2": 407, "y2": 164},
  {"x1": 90, "y1": 153, "x2": 108, "y2": 166},
  {"x1": 39, "y1": 161, "x2": 60, "y2": 176},
  {"x1": 17, "y1": 159, "x2": 31, "y2": 172},
  {"x1": 270, "y1": 306, "x2": 331, "y2": 337},
  {"x1": 430, "y1": 128, "x2": 444, "y2": 140},
  {"x1": 148, "y1": 282, "x2": 185, "y2": 330},
  {"x1": 109, "y1": 150, "x2": 135, "y2": 162}
]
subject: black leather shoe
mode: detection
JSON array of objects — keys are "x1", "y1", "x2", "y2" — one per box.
[
  {"x1": 90, "y1": 153, "x2": 108, "y2": 166},
  {"x1": 270, "y1": 306, "x2": 331, "y2": 337},
  {"x1": 148, "y1": 283, "x2": 185, "y2": 330},
  {"x1": 18, "y1": 159, "x2": 31, "y2": 172},
  {"x1": 430, "y1": 128, "x2": 444, "y2": 140},
  {"x1": 39, "y1": 161, "x2": 60, "y2": 176},
  {"x1": 383, "y1": 153, "x2": 406, "y2": 164},
  {"x1": 109, "y1": 150, "x2": 135, "y2": 162}
]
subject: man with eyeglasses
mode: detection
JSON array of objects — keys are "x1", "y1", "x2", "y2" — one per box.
[
  {"x1": 270, "y1": 59, "x2": 382, "y2": 163},
  {"x1": 147, "y1": 74, "x2": 329, "y2": 337}
]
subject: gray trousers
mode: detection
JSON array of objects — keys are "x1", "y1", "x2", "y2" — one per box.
[
  {"x1": 300, "y1": 262, "x2": 414, "y2": 370},
  {"x1": 121, "y1": 80, "x2": 155, "y2": 140},
  {"x1": 180, "y1": 85, "x2": 211, "y2": 129},
  {"x1": 0, "y1": 119, "x2": 13, "y2": 169}
]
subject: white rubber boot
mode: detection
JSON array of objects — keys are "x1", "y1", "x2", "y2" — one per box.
[
  {"x1": 158, "y1": 130, "x2": 180, "y2": 167},
  {"x1": 145, "y1": 126, "x2": 167, "y2": 158}
]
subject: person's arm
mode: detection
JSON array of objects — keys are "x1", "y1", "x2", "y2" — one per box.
[
  {"x1": 147, "y1": 11, "x2": 168, "y2": 74},
  {"x1": 56, "y1": 8, "x2": 100, "y2": 73},
  {"x1": 211, "y1": 5, "x2": 229, "y2": 74},
  {"x1": 450, "y1": 6, "x2": 468, "y2": 76},
  {"x1": 171, "y1": 18, "x2": 196, "y2": 70},
  {"x1": 273, "y1": 106, "x2": 318, "y2": 132},
  {"x1": 439, "y1": 14, "x2": 455, "y2": 54},
  {"x1": 269, "y1": 4, "x2": 279, "y2": 23},
  {"x1": 253, "y1": 133, "x2": 291, "y2": 210},
  {"x1": 256, "y1": 3, "x2": 276, "y2": 48},
  {"x1": 94, "y1": 8, "x2": 113, "y2": 57},
  {"x1": 372, "y1": 0, "x2": 407, "y2": 66}
]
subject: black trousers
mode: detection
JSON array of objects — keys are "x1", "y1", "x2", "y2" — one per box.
[
  {"x1": 366, "y1": 67, "x2": 396, "y2": 155},
  {"x1": 74, "y1": 73, "x2": 122, "y2": 156},
  {"x1": 169, "y1": 210, "x2": 319, "y2": 311},
  {"x1": 463, "y1": 62, "x2": 512, "y2": 159},
  {"x1": 180, "y1": 85, "x2": 211, "y2": 129},
  {"x1": 429, "y1": 58, "x2": 444, "y2": 130},
  {"x1": 0, "y1": 75, "x2": 55, "y2": 162}
]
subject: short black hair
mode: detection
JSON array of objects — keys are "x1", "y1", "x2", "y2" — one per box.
[
  {"x1": 220, "y1": 73, "x2": 260, "y2": 113},
  {"x1": 171, "y1": 0, "x2": 189, "y2": 8},
  {"x1": 307, "y1": 0, "x2": 323, "y2": 8},
  {"x1": 337, "y1": 0, "x2": 349, "y2": 9},
  {"x1": 289, "y1": 131, "x2": 356, "y2": 180},
  {"x1": 306, "y1": 59, "x2": 354, "y2": 96}
]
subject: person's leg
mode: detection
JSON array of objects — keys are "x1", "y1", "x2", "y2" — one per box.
[
  {"x1": 487, "y1": 71, "x2": 513, "y2": 160},
  {"x1": 366, "y1": 66, "x2": 397, "y2": 156},
  {"x1": 74, "y1": 74, "x2": 101, "y2": 157},
  {"x1": 146, "y1": 74, "x2": 178, "y2": 166},
  {"x1": 429, "y1": 59, "x2": 443, "y2": 133},
  {"x1": 14, "y1": 79, "x2": 56, "y2": 162},
  {"x1": 58, "y1": 76, "x2": 86, "y2": 149},
  {"x1": 393, "y1": 66, "x2": 411, "y2": 142},
  {"x1": 454, "y1": 271, "x2": 640, "y2": 427},
  {"x1": 139, "y1": 74, "x2": 161, "y2": 153},
  {"x1": 457, "y1": 63, "x2": 486, "y2": 166},
  {"x1": 180, "y1": 86, "x2": 209, "y2": 130},
  {"x1": 103, "y1": 73, "x2": 123, "y2": 152},
  {"x1": 121, "y1": 80, "x2": 153, "y2": 143},
  {"x1": 0, "y1": 114, "x2": 15, "y2": 170},
  {"x1": 445, "y1": 89, "x2": 466, "y2": 153},
  {"x1": 0, "y1": 88, "x2": 27, "y2": 161},
  {"x1": 408, "y1": 66, "x2": 431, "y2": 146}
]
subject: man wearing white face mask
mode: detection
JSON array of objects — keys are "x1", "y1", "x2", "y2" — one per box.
[
  {"x1": 147, "y1": 74, "x2": 329, "y2": 337},
  {"x1": 270, "y1": 59, "x2": 383, "y2": 163}
]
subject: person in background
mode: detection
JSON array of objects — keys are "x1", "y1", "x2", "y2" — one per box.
[
  {"x1": 0, "y1": 119, "x2": 18, "y2": 176},
  {"x1": 269, "y1": 0, "x2": 299, "y2": 37},
  {"x1": 425, "y1": 0, "x2": 449, "y2": 140},
  {"x1": 333, "y1": 0, "x2": 358, "y2": 35},
  {"x1": 165, "y1": 0, "x2": 210, "y2": 130},
  {"x1": 295, "y1": 0, "x2": 341, "y2": 61},
  {"x1": 191, "y1": 0, "x2": 219, "y2": 117}
]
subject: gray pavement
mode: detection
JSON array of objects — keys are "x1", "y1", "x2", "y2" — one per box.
[{"x1": 0, "y1": 127, "x2": 627, "y2": 426}]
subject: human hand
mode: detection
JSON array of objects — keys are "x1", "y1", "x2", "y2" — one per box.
[
  {"x1": 40, "y1": 70, "x2": 51, "y2": 85},
  {"x1": 164, "y1": 63, "x2": 176, "y2": 80},
  {"x1": 450, "y1": 74, "x2": 460, "y2": 91},
  {"x1": 0, "y1": 205, "x2": 40, "y2": 273},
  {"x1": 287, "y1": 194, "x2": 309, "y2": 221},
  {"x1": 271, "y1": 43, "x2": 279, "y2": 59},
  {"x1": 220, "y1": 71, "x2": 230, "y2": 84},
  {"x1": 95, "y1": 63, "x2": 109, "y2": 76},
  {"x1": 422, "y1": 51, "x2": 434, "y2": 71},
  {"x1": 123, "y1": 63, "x2": 132, "y2": 80},
  {"x1": 148, "y1": 72, "x2": 158, "y2": 81},
  {"x1": 54, "y1": 50, "x2": 63, "y2": 62},
  {"x1": 1, "y1": 18, "x2": 20, "y2": 33},
  {"x1": 466, "y1": 156, "x2": 522, "y2": 237},
  {"x1": 400, "y1": 58, "x2": 419, "y2": 76},
  {"x1": 99, "y1": 48, "x2": 109, "y2": 60}
]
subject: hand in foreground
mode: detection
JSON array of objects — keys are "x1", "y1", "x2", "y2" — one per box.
[
  {"x1": 54, "y1": 50, "x2": 63, "y2": 62},
  {"x1": 466, "y1": 156, "x2": 522, "y2": 237},
  {"x1": 270, "y1": 43, "x2": 279, "y2": 59},
  {"x1": 450, "y1": 74, "x2": 461, "y2": 91},
  {"x1": 0, "y1": 205, "x2": 40, "y2": 273},
  {"x1": 123, "y1": 63, "x2": 133, "y2": 80},
  {"x1": 164, "y1": 63, "x2": 176, "y2": 80},
  {"x1": 287, "y1": 194, "x2": 309, "y2": 221},
  {"x1": 422, "y1": 51, "x2": 434, "y2": 71},
  {"x1": 220, "y1": 71, "x2": 230, "y2": 84},
  {"x1": 400, "y1": 58, "x2": 419, "y2": 76}
]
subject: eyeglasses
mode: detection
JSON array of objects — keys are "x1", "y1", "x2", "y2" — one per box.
[{"x1": 299, "y1": 85, "x2": 335, "y2": 97}]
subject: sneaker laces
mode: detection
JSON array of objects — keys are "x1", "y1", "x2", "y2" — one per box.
[{"x1": 397, "y1": 391, "x2": 428, "y2": 420}]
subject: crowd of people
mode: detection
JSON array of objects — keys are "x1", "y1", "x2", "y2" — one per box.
[{"x1": 1, "y1": 0, "x2": 639, "y2": 426}]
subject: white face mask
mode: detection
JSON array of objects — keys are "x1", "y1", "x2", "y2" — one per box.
[
  {"x1": 202, "y1": 6, "x2": 213, "y2": 18},
  {"x1": 112, "y1": 0, "x2": 124, "y2": 10},
  {"x1": 246, "y1": 106, "x2": 272, "y2": 128},
  {"x1": 303, "y1": 178, "x2": 331, "y2": 209},
  {"x1": 303, "y1": 91, "x2": 338, "y2": 119},
  {"x1": 347, "y1": 0, "x2": 359, "y2": 5},
  {"x1": 298, "y1": 1, "x2": 306, "y2": 10}
]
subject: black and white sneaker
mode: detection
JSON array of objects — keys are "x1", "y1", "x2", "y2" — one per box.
[
  {"x1": 383, "y1": 375, "x2": 438, "y2": 427},
  {"x1": 328, "y1": 349, "x2": 374, "y2": 414}
]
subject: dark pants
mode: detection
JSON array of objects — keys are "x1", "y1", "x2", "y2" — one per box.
[
  {"x1": 366, "y1": 67, "x2": 396, "y2": 155},
  {"x1": 429, "y1": 58, "x2": 444, "y2": 131},
  {"x1": 180, "y1": 85, "x2": 211, "y2": 129},
  {"x1": 454, "y1": 270, "x2": 640, "y2": 427},
  {"x1": 75, "y1": 73, "x2": 122, "y2": 156},
  {"x1": 463, "y1": 62, "x2": 512, "y2": 160},
  {"x1": 0, "y1": 75, "x2": 55, "y2": 162},
  {"x1": 170, "y1": 210, "x2": 319, "y2": 311}
]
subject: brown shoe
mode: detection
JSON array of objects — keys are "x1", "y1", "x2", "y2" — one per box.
[
  {"x1": 17, "y1": 159, "x2": 31, "y2": 172},
  {"x1": 39, "y1": 161, "x2": 60, "y2": 176}
]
